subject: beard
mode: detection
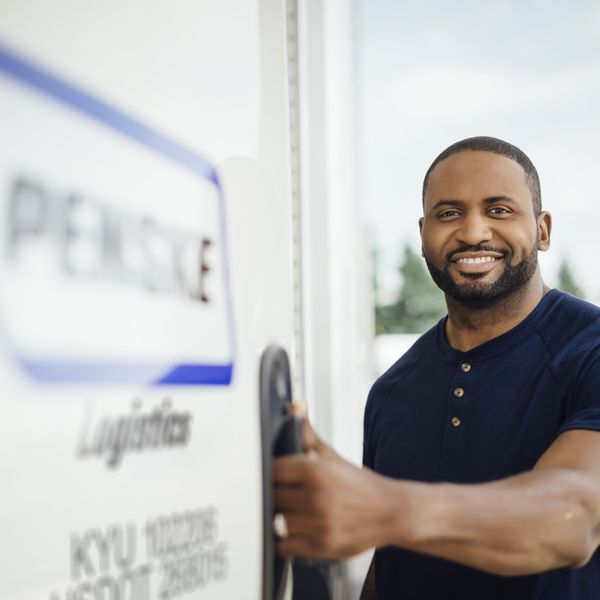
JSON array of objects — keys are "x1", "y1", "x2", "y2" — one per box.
[{"x1": 424, "y1": 243, "x2": 538, "y2": 309}]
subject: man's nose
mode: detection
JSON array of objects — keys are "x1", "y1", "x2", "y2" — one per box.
[{"x1": 456, "y1": 213, "x2": 492, "y2": 246}]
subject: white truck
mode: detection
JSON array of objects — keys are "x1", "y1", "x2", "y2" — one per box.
[{"x1": 0, "y1": 2, "x2": 373, "y2": 598}]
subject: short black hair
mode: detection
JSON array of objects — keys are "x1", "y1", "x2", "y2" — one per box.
[{"x1": 422, "y1": 136, "x2": 542, "y2": 215}]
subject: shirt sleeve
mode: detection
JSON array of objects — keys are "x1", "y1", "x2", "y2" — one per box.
[
  {"x1": 557, "y1": 354, "x2": 600, "y2": 436},
  {"x1": 363, "y1": 385, "x2": 377, "y2": 469},
  {"x1": 363, "y1": 407, "x2": 374, "y2": 469}
]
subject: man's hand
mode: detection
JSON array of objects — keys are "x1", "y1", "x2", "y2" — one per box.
[
  {"x1": 273, "y1": 422, "x2": 600, "y2": 576},
  {"x1": 273, "y1": 419, "x2": 397, "y2": 559}
]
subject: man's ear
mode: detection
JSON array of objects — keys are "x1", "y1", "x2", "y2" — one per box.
[
  {"x1": 537, "y1": 211, "x2": 552, "y2": 252},
  {"x1": 418, "y1": 217, "x2": 424, "y2": 256}
]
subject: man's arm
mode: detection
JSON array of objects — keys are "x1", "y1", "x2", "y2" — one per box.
[{"x1": 273, "y1": 426, "x2": 600, "y2": 575}]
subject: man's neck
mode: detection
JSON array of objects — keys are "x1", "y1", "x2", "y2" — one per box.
[{"x1": 444, "y1": 274, "x2": 549, "y2": 352}]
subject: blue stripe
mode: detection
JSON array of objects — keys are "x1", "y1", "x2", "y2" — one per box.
[
  {"x1": 156, "y1": 364, "x2": 233, "y2": 385},
  {"x1": 21, "y1": 360, "x2": 233, "y2": 386},
  {"x1": 0, "y1": 42, "x2": 236, "y2": 386},
  {"x1": 0, "y1": 43, "x2": 218, "y2": 183}
]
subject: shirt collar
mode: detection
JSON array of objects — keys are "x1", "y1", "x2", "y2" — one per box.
[{"x1": 435, "y1": 288, "x2": 563, "y2": 363}]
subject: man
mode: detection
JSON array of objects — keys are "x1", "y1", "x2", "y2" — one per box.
[{"x1": 273, "y1": 136, "x2": 600, "y2": 599}]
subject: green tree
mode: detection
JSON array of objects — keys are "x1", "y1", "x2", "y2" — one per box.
[
  {"x1": 376, "y1": 244, "x2": 446, "y2": 334},
  {"x1": 558, "y1": 258, "x2": 585, "y2": 298}
]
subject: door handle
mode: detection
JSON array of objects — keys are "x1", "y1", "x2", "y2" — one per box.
[{"x1": 260, "y1": 345, "x2": 302, "y2": 600}]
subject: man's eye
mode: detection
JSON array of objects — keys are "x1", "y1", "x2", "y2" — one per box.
[
  {"x1": 439, "y1": 210, "x2": 460, "y2": 218},
  {"x1": 488, "y1": 207, "x2": 510, "y2": 215}
]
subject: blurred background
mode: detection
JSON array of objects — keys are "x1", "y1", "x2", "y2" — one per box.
[{"x1": 359, "y1": 0, "x2": 600, "y2": 375}]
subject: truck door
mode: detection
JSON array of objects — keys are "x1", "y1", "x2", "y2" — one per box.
[{"x1": 0, "y1": 2, "x2": 296, "y2": 599}]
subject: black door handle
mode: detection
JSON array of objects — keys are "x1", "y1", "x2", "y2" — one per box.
[{"x1": 260, "y1": 345, "x2": 302, "y2": 600}]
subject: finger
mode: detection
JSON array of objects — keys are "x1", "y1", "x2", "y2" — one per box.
[
  {"x1": 275, "y1": 511, "x2": 322, "y2": 539},
  {"x1": 301, "y1": 417, "x2": 323, "y2": 453},
  {"x1": 301, "y1": 419, "x2": 342, "y2": 461},
  {"x1": 273, "y1": 486, "x2": 310, "y2": 511},
  {"x1": 290, "y1": 400, "x2": 323, "y2": 454},
  {"x1": 291, "y1": 399, "x2": 307, "y2": 419},
  {"x1": 272, "y1": 454, "x2": 315, "y2": 483},
  {"x1": 276, "y1": 532, "x2": 331, "y2": 560}
]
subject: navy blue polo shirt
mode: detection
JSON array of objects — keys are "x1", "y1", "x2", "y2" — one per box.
[{"x1": 364, "y1": 289, "x2": 600, "y2": 599}]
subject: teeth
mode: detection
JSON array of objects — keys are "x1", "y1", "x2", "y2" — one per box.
[{"x1": 457, "y1": 256, "x2": 498, "y2": 264}]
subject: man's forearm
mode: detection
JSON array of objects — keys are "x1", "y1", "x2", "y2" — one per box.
[{"x1": 380, "y1": 467, "x2": 600, "y2": 575}]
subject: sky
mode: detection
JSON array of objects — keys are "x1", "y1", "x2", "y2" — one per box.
[{"x1": 356, "y1": 0, "x2": 600, "y2": 303}]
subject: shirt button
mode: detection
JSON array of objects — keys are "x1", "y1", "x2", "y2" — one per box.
[
  {"x1": 461, "y1": 362, "x2": 471, "y2": 373},
  {"x1": 451, "y1": 416, "x2": 462, "y2": 427},
  {"x1": 453, "y1": 387, "x2": 464, "y2": 398}
]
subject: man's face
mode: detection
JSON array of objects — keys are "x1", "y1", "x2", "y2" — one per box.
[{"x1": 420, "y1": 151, "x2": 550, "y2": 306}]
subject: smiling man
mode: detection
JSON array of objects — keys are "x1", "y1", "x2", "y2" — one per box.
[{"x1": 274, "y1": 137, "x2": 600, "y2": 599}]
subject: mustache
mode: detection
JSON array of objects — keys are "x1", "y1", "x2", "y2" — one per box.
[{"x1": 446, "y1": 244, "x2": 509, "y2": 263}]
